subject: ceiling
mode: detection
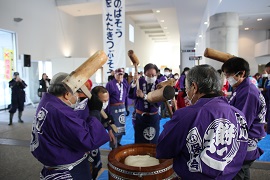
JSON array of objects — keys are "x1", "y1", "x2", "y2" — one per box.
[{"x1": 56, "y1": 0, "x2": 270, "y2": 49}]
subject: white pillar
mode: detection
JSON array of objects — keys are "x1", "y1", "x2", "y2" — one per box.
[{"x1": 205, "y1": 12, "x2": 239, "y2": 70}]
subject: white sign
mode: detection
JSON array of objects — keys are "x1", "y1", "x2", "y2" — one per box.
[{"x1": 102, "y1": 0, "x2": 126, "y2": 83}]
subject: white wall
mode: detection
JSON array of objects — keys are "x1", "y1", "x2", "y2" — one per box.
[
  {"x1": 73, "y1": 15, "x2": 103, "y2": 57},
  {"x1": 125, "y1": 16, "x2": 155, "y2": 73},
  {"x1": 181, "y1": 51, "x2": 196, "y2": 71},
  {"x1": 0, "y1": 0, "x2": 180, "y2": 78},
  {"x1": 238, "y1": 30, "x2": 268, "y2": 75},
  {"x1": 0, "y1": 0, "x2": 103, "y2": 60},
  {"x1": 125, "y1": 16, "x2": 181, "y2": 75},
  {"x1": 0, "y1": 0, "x2": 77, "y2": 60}
]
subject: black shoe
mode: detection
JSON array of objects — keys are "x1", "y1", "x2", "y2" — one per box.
[
  {"x1": 8, "y1": 123, "x2": 12, "y2": 126},
  {"x1": 18, "y1": 120, "x2": 24, "y2": 123},
  {"x1": 117, "y1": 143, "x2": 122, "y2": 147}
]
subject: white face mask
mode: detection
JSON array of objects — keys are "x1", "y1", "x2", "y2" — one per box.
[
  {"x1": 68, "y1": 95, "x2": 79, "y2": 109},
  {"x1": 174, "y1": 75, "x2": 179, "y2": 79},
  {"x1": 227, "y1": 77, "x2": 238, "y2": 87},
  {"x1": 102, "y1": 101, "x2": 109, "y2": 110},
  {"x1": 262, "y1": 74, "x2": 268, "y2": 78},
  {"x1": 145, "y1": 76, "x2": 157, "y2": 84},
  {"x1": 226, "y1": 71, "x2": 240, "y2": 87},
  {"x1": 164, "y1": 72, "x2": 170, "y2": 76}
]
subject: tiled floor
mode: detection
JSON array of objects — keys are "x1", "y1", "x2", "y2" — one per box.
[{"x1": 1, "y1": 105, "x2": 270, "y2": 180}]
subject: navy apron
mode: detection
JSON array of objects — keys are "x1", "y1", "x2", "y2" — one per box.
[{"x1": 134, "y1": 113, "x2": 160, "y2": 144}]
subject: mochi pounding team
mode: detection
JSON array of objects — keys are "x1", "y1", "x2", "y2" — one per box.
[{"x1": 30, "y1": 50, "x2": 266, "y2": 180}]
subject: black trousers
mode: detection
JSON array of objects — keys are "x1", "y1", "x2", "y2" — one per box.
[
  {"x1": 233, "y1": 160, "x2": 254, "y2": 180},
  {"x1": 9, "y1": 98, "x2": 24, "y2": 113}
]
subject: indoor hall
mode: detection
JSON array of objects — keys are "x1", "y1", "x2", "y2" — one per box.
[{"x1": 1, "y1": 0, "x2": 270, "y2": 179}]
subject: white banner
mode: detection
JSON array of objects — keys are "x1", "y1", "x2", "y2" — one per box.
[{"x1": 102, "y1": 0, "x2": 126, "y2": 83}]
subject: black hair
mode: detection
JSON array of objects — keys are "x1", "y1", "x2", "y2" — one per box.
[
  {"x1": 13, "y1": 72, "x2": 19, "y2": 76},
  {"x1": 265, "y1": 62, "x2": 270, "y2": 68},
  {"x1": 91, "y1": 86, "x2": 108, "y2": 96},
  {"x1": 164, "y1": 67, "x2": 170, "y2": 71},
  {"x1": 181, "y1": 67, "x2": 190, "y2": 75},
  {"x1": 144, "y1": 63, "x2": 158, "y2": 74},
  {"x1": 221, "y1": 57, "x2": 250, "y2": 77}
]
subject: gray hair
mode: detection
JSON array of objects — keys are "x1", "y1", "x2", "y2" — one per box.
[
  {"x1": 186, "y1": 64, "x2": 221, "y2": 94},
  {"x1": 48, "y1": 72, "x2": 69, "y2": 96}
]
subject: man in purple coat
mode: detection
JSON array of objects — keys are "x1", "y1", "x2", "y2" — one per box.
[
  {"x1": 222, "y1": 57, "x2": 266, "y2": 180},
  {"x1": 129, "y1": 63, "x2": 162, "y2": 144},
  {"x1": 30, "y1": 72, "x2": 109, "y2": 180},
  {"x1": 106, "y1": 68, "x2": 129, "y2": 149},
  {"x1": 164, "y1": 67, "x2": 173, "y2": 80},
  {"x1": 157, "y1": 64, "x2": 248, "y2": 180}
]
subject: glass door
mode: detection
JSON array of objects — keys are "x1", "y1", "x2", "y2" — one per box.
[{"x1": 0, "y1": 29, "x2": 17, "y2": 110}]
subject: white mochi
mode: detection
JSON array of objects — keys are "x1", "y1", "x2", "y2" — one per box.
[{"x1": 124, "y1": 155, "x2": 160, "y2": 167}]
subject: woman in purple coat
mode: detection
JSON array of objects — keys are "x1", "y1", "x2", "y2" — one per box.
[
  {"x1": 157, "y1": 65, "x2": 248, "y2": 180},
  {"x1": 222, "y1": 57, "x2": 266, "y2": 180},
  {"x1": 30, "y1": 72, "x2": 109, "y2": 180}
]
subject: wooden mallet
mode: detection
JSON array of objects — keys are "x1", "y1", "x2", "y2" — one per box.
[
  {"x1": 128, "y1": 50, "x2": 140, "y2": 90},
  {"x1": 156, "y1": 79, "x2": 177, "y2": 118},
  {"x1": 62, "y1": 50, "x2": 118, "y2": 133},
  {"x1": 204, "y1": 48, "x2": 235, "y2": 62},
  {"x1": 147, "y1": 85, "x2": 175, "y2": 118}
]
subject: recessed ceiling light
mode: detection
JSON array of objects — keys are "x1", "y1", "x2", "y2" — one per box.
[
  {"x1": 194, "y1": 48, "x2": 196, "y2": 50},
  {"x1": 204, "y1": 21, "x2": 208, "y2": 25},
  {"x1": 156, "y1": 10, "x2": 160, "y2": 13},
  {"x1": 164, "y1": 27, "x2": 168, "y2": 29},
  {"x1": 244, "y1": 27, "x2": 249, "y2": 30},
  {"x1": 199, "y1": 35, "x2": 202, "y2": 38},
  {"x1": 160, "y1": 20, "x2": 165, "y2": 23},
  {"x1": 196, "y1": 43, "x2": 198, "y2": 45},
  {"x1": 257, "y1": 18, "x2": 262, "y2": 21}
]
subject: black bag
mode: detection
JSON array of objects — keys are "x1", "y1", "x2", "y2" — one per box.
[{"x1": 38, "y1": 88, "x2": 42, "y2": 97}]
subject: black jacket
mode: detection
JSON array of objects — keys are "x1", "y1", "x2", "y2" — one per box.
[{"x1": 39, "y1": 78, "x2": 50, "y2": 92}]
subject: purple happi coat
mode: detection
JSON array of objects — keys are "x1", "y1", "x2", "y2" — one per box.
[
  {"x1": 228, "y1": 77, "x2": 266, "y2": 161},
  {"x1": 106, "y1": 79, "x2": 129, "y2": 105},
  {"x1": 30, "y1": 93, "x2": 109, "y2": 167},
  {"x1": 106, "y1": 79, "x2": 129, "y2": 136},
  {"x1": 128, "y1": 78, "x2": 162, "y2": 113},
  {"x1": 157, "y1": 96, "x2": 248, "y2": 180},
  {"x1": 129, "y1": 78, "x2": 162, "y2": 143}
]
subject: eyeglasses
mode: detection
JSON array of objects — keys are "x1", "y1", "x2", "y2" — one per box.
[
  {"x1": 116, "y1": 73, "x2": 124, "y2": 76},
  {"x1": 223, "y1": 71, "x2": 240, "y2": 77}
]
